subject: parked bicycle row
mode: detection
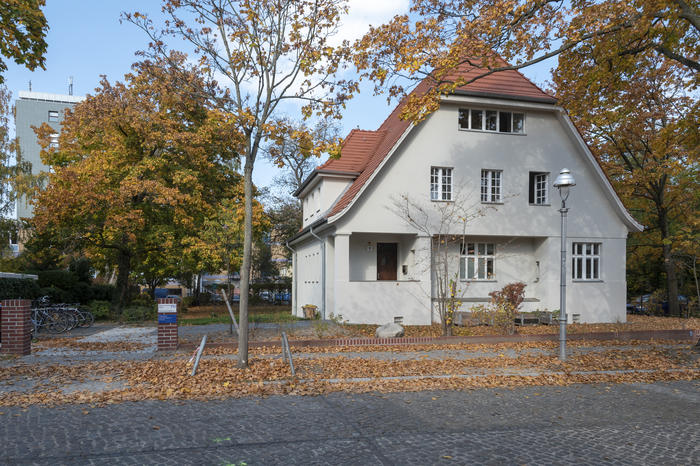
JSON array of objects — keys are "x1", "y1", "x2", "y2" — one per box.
[{"x1": 31, "y1": 296, "x2": 94, "y2": 335}]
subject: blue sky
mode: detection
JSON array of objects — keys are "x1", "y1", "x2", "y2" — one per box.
[{"x1": 4, "y1": 0, "x2": 556, "y2": 193}]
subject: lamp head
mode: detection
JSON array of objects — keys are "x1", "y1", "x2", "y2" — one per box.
[{"x1": 553, "y1": 168, "x2": 575, "y2": 201}]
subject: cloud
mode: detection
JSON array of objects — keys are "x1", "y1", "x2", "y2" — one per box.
[{"x1": 333, "y1": 0, "x2": 410, "y2": 44}]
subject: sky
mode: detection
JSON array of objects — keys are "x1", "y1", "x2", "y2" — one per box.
[{"x1": 4, "y1": 0, "x2": 557, "y2": 195}]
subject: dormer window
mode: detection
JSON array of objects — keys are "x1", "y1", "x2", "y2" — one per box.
[{"x1": 459, "y1": 108, "x2": 525, "y2": 134}]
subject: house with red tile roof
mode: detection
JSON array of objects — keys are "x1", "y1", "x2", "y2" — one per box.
[{"x1": 288, "y1": 66, "x2": 642, "y2": 325}]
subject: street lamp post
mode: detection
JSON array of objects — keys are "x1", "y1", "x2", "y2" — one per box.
[{"x1": 553, "y1": 168, "x2": 576, "y2": 361}]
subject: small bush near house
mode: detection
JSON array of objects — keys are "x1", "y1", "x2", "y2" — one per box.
[{"x1": 470, "y1": 282, "x2": 527, "y2": 335}]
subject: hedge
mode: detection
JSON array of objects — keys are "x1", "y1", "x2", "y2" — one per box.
[
  {"x1": 0, "y1": 278, "x2": 42, "y2": 300},
  {"x1": 0, "y1": 276, "x2": 115, "y2": 304}
]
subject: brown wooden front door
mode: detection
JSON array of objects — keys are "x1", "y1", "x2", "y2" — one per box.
[{"x1": 377, "y1": 242, "x2": 397, "y2": 280}]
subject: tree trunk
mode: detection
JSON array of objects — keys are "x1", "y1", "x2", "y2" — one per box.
[
  {"x1": 659, "y1": 209, "x2": 680, "y2": 316},
  {"x1": 114, "y1": 248, "x2": 131, "y2": 314},
  {"x1": 148, "y1": 283, "x2": 156, "y2": 300},
  {"x1": 238, "y1": 156, "x2": 254, "y2": 368}
]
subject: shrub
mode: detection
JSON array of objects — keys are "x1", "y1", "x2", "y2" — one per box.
[
  {"x1": 121, "y1": 305, "x2": 156, "y2": 322},
  {"x1": 89, "y1": 300, "x2": 112, "y2": 320},
  {"x1": 0, "y1": 277, "x2": 41, "y2": 300},
  {"x1": 469, "y1": 282, "x2": 527, "y2": 335},
  {"x1": 130, "y1": 293, "x2": 154, "y2": 308},
  {"x1": 38, "y1": 270, "x2": 78, "y2": 290},
  {"x1": 91, "y1": 284, "x2": 115, "y2": 302},
  {"x1": 487, "y1": 282, "x2": 526, "y2": 335},
  {"x1": 39, "y1": 286, "x2": 71, "y2": 304},
  {"x1": 181, "y1": 296, "x2": 194, "y2": 313},
  {"x1": 73, "y1": 281, "x2": 93, "y2": 304}
]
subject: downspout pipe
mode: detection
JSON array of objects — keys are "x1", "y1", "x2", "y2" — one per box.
[
  {"x1": 284, "y1": 241, "x2": 297, "y2": 317},
  {"x1": 309, "y1": 226, "x2": 326, "y2": 320}
]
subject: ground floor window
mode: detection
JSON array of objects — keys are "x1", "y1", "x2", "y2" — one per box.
[
  {"x1": 460, "y1": 242, "x2": 495, "y2": 280},
  {"x1": 572, "y1": 242, "x2": 601, "y2": 280}
]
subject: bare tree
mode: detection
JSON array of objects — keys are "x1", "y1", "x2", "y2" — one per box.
[{"x1": 392, "y1": 188, "x2": 492, "y2": 335}]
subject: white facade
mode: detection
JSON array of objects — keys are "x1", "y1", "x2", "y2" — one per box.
[{"x1": 290, "y1": 95, "x2": 642, "y2": 325}]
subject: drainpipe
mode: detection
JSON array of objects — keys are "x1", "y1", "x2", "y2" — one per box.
[
  {"x1": 309, "y1": 226, "x2": 326, "y2": 320},
  {"x1": 285, "y1": 241, "x2": 297, "y2": 317}
]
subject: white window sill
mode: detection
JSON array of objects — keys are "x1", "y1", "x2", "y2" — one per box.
[
  {"x1": 460, "y1": 279, "x2": 497, "y2": 283},
  {"x1": 572, "y1": 279, "x2": 604, "y2": 283},
  {"x1": 529, "y1": 203, "x2": 551, "y2": 207},
  {"x1": 430, "y1": 199, "x2": 453, "y2": 203},
  {"x1": 458, "y1": 128, "x2": 526, "y2": 136},
  {"x1": 481, "y1": 201, "x2": 503, "y2": 205}
]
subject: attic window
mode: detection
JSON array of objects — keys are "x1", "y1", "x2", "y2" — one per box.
[{"x1": 459, "y1": 108, "x2": 525, "y2": 134}]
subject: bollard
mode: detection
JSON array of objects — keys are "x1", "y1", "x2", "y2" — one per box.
[
  {"x1": 1, "y1": 299, "x2": 32, "y2": 356},
  {"x1": 157, "y1": 298, "x2": 179, "y2": 351}
]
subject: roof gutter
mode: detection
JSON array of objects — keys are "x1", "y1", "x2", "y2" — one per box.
[
  {"x1": 450, "y1": 89, "x2": 558, "y2": 105},
  {"x1": 287, "y1": 218, "x2": 328, "y2": 244}
]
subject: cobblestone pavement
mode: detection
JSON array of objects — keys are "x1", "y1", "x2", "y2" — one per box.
[{"x1": 1, "y1": 380, "x2": 697, "y2": 465}]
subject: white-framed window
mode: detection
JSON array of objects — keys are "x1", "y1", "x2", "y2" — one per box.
[
  {"x1": 48, "y1": 110, "x2": 59, "y2": 122},
  {"x1": 481, "y1": 169, "x2": 502, "y2": 203},
  {"x1": 529, "y1": 172, "x2": 549, "y2": 205},
  {"x1": 572, "y1": 243, "x2": 601, "y2": 280},
  {"x1": 460, "y1": 242, "x2": 495, "y2": 280},
  {"x1": 49, "y1": 133, "x2": 59, "y2": 149},
  {"x1": 458, "y1": 108, "x2": 525, "y2": 134},
  {"x1": 430, "y1": 167, "x2": 452, "y2": 201}
]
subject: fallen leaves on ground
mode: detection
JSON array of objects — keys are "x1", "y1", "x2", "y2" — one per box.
[
  {"x1": 349, "y1": 315, "x2": 700, "y2": 338},
  {"x1": 0, "y1": 342, "x2": 697, "y2": 407},
  {"x1": 33, "y1": 339, "x2": 149, "y2": 352},
  {"x1": 203, "y1": 338, "x2": 692, "y2": 356}
]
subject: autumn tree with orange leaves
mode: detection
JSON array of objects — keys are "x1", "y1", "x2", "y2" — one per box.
[
  {"x1": 125, "y1": 0, "x2": 355, "y2": 367},
  {"x1": 354, "y1": 0, "x2": 698, "y2": 121},
  {"x1": 30, "y1": 54, "x2": 243, "y2": 312},
  {"x1": 554, "y1": 52, "x2": 698, "y2": 316},
  {"x1": 0, "y1": 0, "x2": 48, "y2": 83}
]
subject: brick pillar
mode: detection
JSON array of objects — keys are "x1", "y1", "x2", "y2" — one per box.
[
  {"x1": 157, "y1": 298, "x2": 178, "y2": 351},
  {"x1": 1, "y1": 299, "x2": 32, "y2": 356}
]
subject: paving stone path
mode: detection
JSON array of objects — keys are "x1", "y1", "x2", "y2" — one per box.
[{"x1": 1, "y1": 380, "x2": 698, "y2": 465}]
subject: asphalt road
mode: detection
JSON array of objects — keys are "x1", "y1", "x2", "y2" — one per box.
[{"x1": 1, "y1": 381, "x2": 698, "y2": 465}]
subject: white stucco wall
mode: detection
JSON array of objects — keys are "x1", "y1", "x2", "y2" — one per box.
[
  {"x1": 331, "y1": 234, "x2": 433, "y2": 325},
  {"x1": 293, "y1": 239, "x2": 323, "y2": 317},
  {"x1": 334, "y1": 101, "x2": 628, "y2": 240},
  {"x1": 426, "y1": 236, "x2": 627, "y2": 323},
  {"x1": 326, "y1": 98, "x2": 632, "y2": 323},
  {"x1": 301, "y1": 176, "x2": 353, "y2": 228}
]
